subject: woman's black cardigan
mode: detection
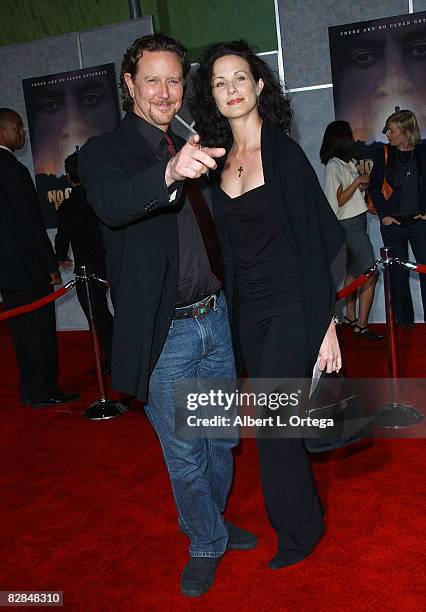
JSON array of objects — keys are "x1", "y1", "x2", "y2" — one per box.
[
  {"x1": 369, "y1": 143, "x2": 426, "y2": 219},
  {"x1": 212, "y1": 121, "x2": 345, "y2": 375}
]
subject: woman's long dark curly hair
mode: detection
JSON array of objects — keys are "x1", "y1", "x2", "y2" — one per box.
[{"x1": 189, "y1": 40, "x2": 292, "y2": 148}]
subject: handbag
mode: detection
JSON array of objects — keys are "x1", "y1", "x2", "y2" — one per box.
[
  {"x1": 366, "y1": 144, "x2": 393, "y2": 215},
  {"x1": 304, "y1": 371, "x2": 372, "y2": 453}
]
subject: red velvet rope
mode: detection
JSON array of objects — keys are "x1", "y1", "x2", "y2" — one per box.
[
  {"x1": 395, "y1": 259, "x2": 426, "y2": 275},
  {"x1": 1, "y1": 262, "x2": 420, "y2": 322},
  {"x1": 336, "y1": 273, "x2": 373, "y2": 301},
  {"x1": 0, "y1": 281, "x2": 76, "y2": 322},
  {"x1": 415, "y1": 264, "x2": 426, "y2": 274},
  {"x1": 336, "y1": 258, "x2": 426, "y2": 301}
]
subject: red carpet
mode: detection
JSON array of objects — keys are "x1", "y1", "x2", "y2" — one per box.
[{"x1": 0, "y1": 322, "x2": 425, "y2": 611}]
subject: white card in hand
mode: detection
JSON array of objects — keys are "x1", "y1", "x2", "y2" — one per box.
[{"x1": 309, "y1": 362, "x2": 323, "y2": 398}]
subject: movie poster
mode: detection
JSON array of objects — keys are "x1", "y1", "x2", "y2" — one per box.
[
  {"x1": 23, "y1": 64, "x2": 120, "y2": 228},
  {"x1": 329, "y1": 11, "x2": 426, "y2": 169}
]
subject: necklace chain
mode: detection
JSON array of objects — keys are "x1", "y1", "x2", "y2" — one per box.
[{"x1": 398, "y1": 149, "x2": 415, "y2": 177}]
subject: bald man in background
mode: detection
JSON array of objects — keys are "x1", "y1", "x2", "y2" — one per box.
[{"x1": 0, "y1": 108, "x2": 79, "y2": 407}]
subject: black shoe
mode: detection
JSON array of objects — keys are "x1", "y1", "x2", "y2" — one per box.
[
  {"x1": 269, "y1": 551, "x2": 307, "y2": 570},
  {"x1": 30, "y1": 391, "x2": 80, "y2": 408},
  {"x1": 225, "y1": 520, "x2": 257, "y2": 550},
  {"x1": 353, "y1": 325, "x2": 384, "y2": 340},
  {"x1": 180, "y1": 557, "x2": 220, "y2": 597},
  {"x1": 269, "y1": 525, "x2": 325, "y2": 570},
  {"x1": 399, "y1": 323, "x2": 415, "y2": 331},
  {"x1": 342, "y1": 316, "x2": 358, "y2": 326}
]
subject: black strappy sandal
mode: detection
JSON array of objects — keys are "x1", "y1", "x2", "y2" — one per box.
[
  {"x1": 353, "y1": 325, "x2": 384, "y2": 340},
  {"x1": 342, "y1": 316, "x2": 358, "y2": 326}
]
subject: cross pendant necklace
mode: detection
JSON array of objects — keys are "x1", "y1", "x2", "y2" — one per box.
[{"x1": 237, "y1": 165, "x2": 243, "y2": 178}]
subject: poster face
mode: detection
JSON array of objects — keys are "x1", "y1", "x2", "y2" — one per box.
[
  {"x1": 23, "y1": 64, "x2": 120, "y2": 228},
  {"x1": 329, "y1": 11, "x2": 426, "y2": 154}
]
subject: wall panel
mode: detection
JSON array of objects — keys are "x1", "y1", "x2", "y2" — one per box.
[
  {"x1": 280, "y1": 0, "x2": 408, "y2": 89},
  {"x1": 0, "y1": 18, "x2": 153, "y2": 329}
]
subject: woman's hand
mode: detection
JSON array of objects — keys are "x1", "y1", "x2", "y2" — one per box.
[
  {"x1": 49, "y1": 271, "x2": 62, "y2": 285},
  {"x1": 316, "y1": 320, "x2": 342, "y2": 374},
  {"x1": 337, "y1": 172, "x2": 370, "y2": 206},
  {"x1": 357, "y1": 173, "x2": 370, "y2": 192},
  {"x1": 381, "y1": 216, "x2": 401, "y2": 226},
  {"x1": 58, "y1": 258, "x2": 73, "y2": 270},
  {"x1": 414, "y1": 213, "x2": 426, "y2": 221}
]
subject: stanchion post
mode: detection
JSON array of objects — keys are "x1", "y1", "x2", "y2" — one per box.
[
  {"x1": 381, "y1": 247, "x2": 399, "y2": 403},
  {"x1": 77, "y1": 265, "x2": 127, "y2": 420},
  {"x1": 80, "y1": 265, "x2": 107, "y2": 401},
  {"x1": 375, "y1": 247, "x2": 424, "y2": 428}
]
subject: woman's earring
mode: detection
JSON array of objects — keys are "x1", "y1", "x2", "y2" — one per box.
[
  {"x1": 215, "y1": 106, "x2": 220, "y2": 118},
  {"x1": 256, "y1": 94, "x2": 260, "y2": 107}
]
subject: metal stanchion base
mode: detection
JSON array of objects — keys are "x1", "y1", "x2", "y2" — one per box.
[
  {"x1": 375, "y1": 403, "x2": 424, "y2": 428},
  {"x1": 84, "y1": 400, "x2": 128, "y2": 420}
]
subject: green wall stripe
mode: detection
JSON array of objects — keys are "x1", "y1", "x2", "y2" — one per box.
[{"x1": 0, "y1": 0, "x2": 277, "y2": 61}]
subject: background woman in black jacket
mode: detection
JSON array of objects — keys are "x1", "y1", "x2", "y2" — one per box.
[
  {"x1": 369, "y1": 109, "x2": 426, "y2": 327},
  {"x1": 190, "y1": 41, "x2": 344, "y2": 571}
]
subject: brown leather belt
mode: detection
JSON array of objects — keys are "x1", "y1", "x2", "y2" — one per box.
[{"x1": 173, "y1": 292, "x2": 220, "y2": 320}]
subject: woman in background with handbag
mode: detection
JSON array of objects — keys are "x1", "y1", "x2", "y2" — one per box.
[
  {"x1": 369, "y1": 109, "x2": 426, "y2": 328},
  {"x1": 320, "y1": 121, "x2": 382, "y2": 340}
]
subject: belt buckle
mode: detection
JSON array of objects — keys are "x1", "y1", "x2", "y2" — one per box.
[
  {"x1": 194, "y1": 304, "x2": 207, "y2": 318},
  {"x1": 194, "y1": 296, "x2": 212, "y2": 318}
]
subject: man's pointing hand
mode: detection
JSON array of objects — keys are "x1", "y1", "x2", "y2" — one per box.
[{"x1": 165, "y1": 133, "x2": 225, "y2": 185}]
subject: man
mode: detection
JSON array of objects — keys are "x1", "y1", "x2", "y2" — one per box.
[
  {"x1": 79, "y1": 34, "x2": 256, "y2": 597},
  {"x1": 0, "y1": 108, "x2": 79, "y2": 407},
  {"x1": 55, "y1": 151, "x2": 113, "y2": 374}
]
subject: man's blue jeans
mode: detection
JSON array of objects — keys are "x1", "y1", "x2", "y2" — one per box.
[{"x1": 144, "y1": 292, "x2": 237, "y2": 557}]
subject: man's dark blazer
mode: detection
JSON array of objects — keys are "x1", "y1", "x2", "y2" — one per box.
[
  {"x1": 0, "y1": 148, "x2": 58, "y2": 291},
  {"x1": 79, "y1": 113, "x2": 186, "y2": 402}
]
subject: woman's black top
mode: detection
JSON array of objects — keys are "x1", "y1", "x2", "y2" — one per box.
[
  {"x1": 369, "y1": 144, "x2": 426, "y2": 221},
  {"x1": 214, "y1": 183, "x2": 303, "y2": 311},
  {"x1": 391, "y1": 149, "x2": 419, "y2": 217}
]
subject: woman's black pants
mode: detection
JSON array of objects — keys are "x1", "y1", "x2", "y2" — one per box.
[
  {"x1": 238, "y1": 306, "x2": 324, "y2": 563},
  {"x1": 381, "y1": 220, "x2": 426, "y2": 325}
]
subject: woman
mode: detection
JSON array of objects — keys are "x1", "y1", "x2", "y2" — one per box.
[
  {"x1": 320, "y1": 121, "x2": 382, "y2": 340},
  {"x1": 190, "y1": 41, "x2": 345, "y2": 570},
  {"x1": 369, "y1": 109, "x2": 426, "y2": 327}
]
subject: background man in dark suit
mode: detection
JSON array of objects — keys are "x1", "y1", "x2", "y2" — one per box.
[
  {"x1": 79, "y1": 34, "x2": 256, "y2": 597},
  {"x1": 55, "y1": 150, "x2": 113, "y2": 374},
  {"x1": 0, "y1": 108, "x2": 79, "y2": 407}
]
